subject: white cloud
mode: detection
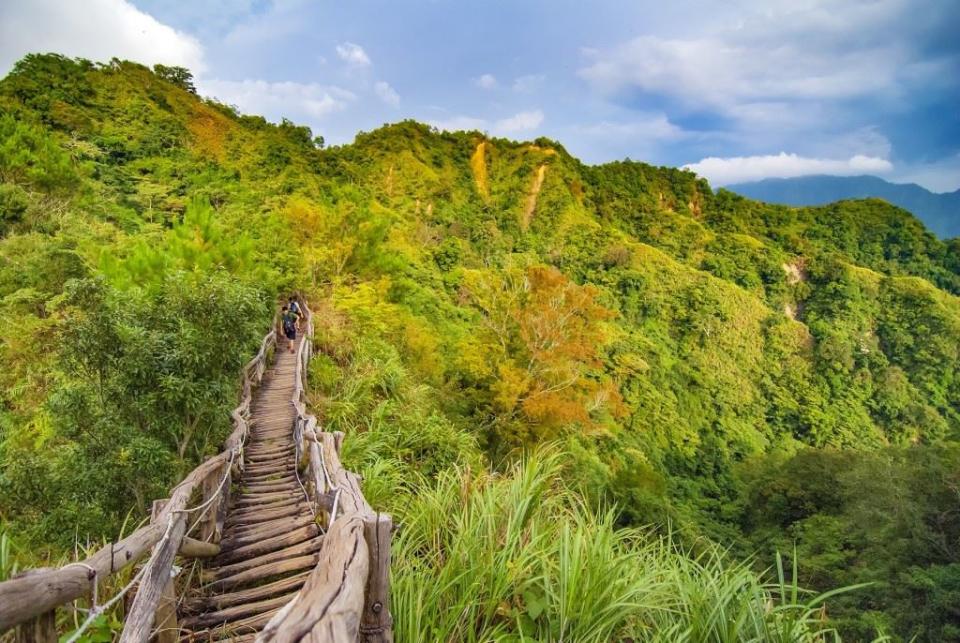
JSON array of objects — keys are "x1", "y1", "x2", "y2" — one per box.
[
  {"x1": 374, "y1": 80, "x2": 400, "y2": 106},
  {"x1": 684, "y1": 152, "x2": 894, "y2": 185},
  {"x1": 512, "y1": 74, "x2": 545, "y2": 93},
  {"x1": 576, "y1": 1, "x2": 939, "y2": 123},
  {"x1": 335, "y1": 42, "x2": 371, "y2": 66},
  {"x1": 474, "y1": 73, "x2": 497, "y2": 89},
  {"x1": 0, "y1": 0, "x2": 205, "y2": 74},
  {"x1": 199, "y1": 78, "x2": 355, "y2": 120},
  {"x1": 429, "y1": 110, "x2": 545, "y2": 137},
  {"x1": 494, "y1": 110, "x2": 544, "y2": 133},
  {"x1": 580, "y1": 34, "x2": 894, "y2": 113},
  {"x1": 578, "y1": 115, "x2": 686, "y2": 142}
]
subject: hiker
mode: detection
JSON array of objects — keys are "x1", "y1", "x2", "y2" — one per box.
[
  {"x1": 288, "y1": 297, "x2": 303, "y2": 331},
  {"x1": 281, "y1": 305, "x2": 298, "y2": 353}
]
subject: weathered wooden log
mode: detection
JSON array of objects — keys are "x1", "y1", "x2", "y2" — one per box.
[
  {"x1": 226, "y1": 514, "x2": 316, "y2": 542},
  {"x1": 193, "y1": 607, "x2": 284, "y2": 641},
  {"x1": 207, "y1": 555, "x2": 321, "y2": 592},
  {"x1": 119, "y1": 511, "x2": 187, "y2": 643},
  {"x1": 204, "y1": 536, "x2": 324, "y2": 583},
  {"x1": 183, "y1": 592, "x2": 295, "y2": 631},
  {"x1": 241, "y1": 481, "x2": 299, "y2": 494},
  {"x1": 153, "y1": 577, "x2": 179, "y2": 643},
  {"x1": 233, "y1": 490, "x2": 297, "y2": 505},
  {"x1": 13, "y1": 607, "x2": 56, "y2": 643},
  {"x1": 179, "y1": 537, "x2": 220, "y2": 558},
  {"x1": 256, "y1": 515, "x2": 369, "y2": 643},
  {"x1": 359, "y1": 513, "x2": 394, "y2": 643},
  {"x1": 182, "y1": 572, "x2": 310, "y2": 615},
  {"x1": 216, "y1": 525, "x2": 319, "y2": 566},
  {"x1": 241, "y1": 470, "x2": 295, "y2": 483},
  {"x1": 224, "y1": 505, "x2": 307, "y2": 528},
  {"x1": 200, "y1": 463, "x2": 224, "y2": 543},
  {"x1": 231, "y1": 497, "x2": 300, "y2": 514}
]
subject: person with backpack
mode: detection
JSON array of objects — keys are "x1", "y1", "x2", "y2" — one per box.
[
  {"x1": 281, "y1": 305, "x2": 298, "y2": 353},
  {"x1": 288, "y1": 297, "x2": 302, "y2": 331}
]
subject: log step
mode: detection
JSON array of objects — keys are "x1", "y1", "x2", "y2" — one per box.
[
  {"x1": 224, "y1": 504, "x2": 308, "y2": 529},
  {"x1": 181, "y1": 592, "x2": 295, "y2": 631},
  {"x1": 183, "y1": 606, "x2": 281, "y2": 640},
  {"x1": 215, "y1": 523, "x2": 319, "y2": 566},
  {"x1": 223, "y1": 514, "x2": 317, "y2": 545},
  {"x1": 207, "y1": 535, "x2": 324, "y2": 582},
  {"x1": 206, "y1": 553, "x2": 320, "y2": 592},
  {"x1": 182, "y1": 571, "x2": 310, "y2": 615}
]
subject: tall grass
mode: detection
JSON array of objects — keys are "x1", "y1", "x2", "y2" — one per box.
[{"x1": 387, "y1": 451, "x2": 851, "y2": 642}]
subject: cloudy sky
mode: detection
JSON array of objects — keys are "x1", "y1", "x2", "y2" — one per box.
[{"x1": 1, "y1": 0, "x2": 958, "y2": 191}]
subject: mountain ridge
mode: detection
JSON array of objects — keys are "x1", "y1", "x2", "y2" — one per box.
[{"x1": 726, "y1": 174, "x2": 960, "y2": 238}]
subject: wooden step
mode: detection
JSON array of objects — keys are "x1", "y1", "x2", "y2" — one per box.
[
  {"x1": 206, "y1": 554, "x2": 320, "y2": 592},
  {"x1": 240, "y1": 481, "x2": 300, "y2": 495},
  {"x1": 183, "y1": 606, "x2": 281, "y2": 640},
  {"x1": 181, "y1": 592, "x2": 295, "y2": 631},
  {"x1": 202, "y1": 535, "x2": 322, "y2": 583},
  {"x1": 224, "y1": 504, "x2": 307, "y2": 529},
  {"x1": 223, "y1": 514, "x2": 316, "y2": 545},
  {"x1": 215, "y1": 524, "x2": 320, "y2": 566},
  {"x1": 181, "y1": 571, "x2": 309, "y2": 615},
  {"x1": 214, "y1": 523, "x2": 320, "y2": 565}
]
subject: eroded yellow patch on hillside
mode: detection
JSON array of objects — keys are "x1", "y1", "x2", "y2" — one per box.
[
  {"x1": 521, "y1": 164, "x2": 547, "y2": 231},
  {"x1": 188, "y1": 105, "x2": 233, "y2": 160},
  {"x1": 470, "y1": 141, "x2": 489, "y2": 198}
]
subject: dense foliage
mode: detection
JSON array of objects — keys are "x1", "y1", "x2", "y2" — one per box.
[{"x1": 1, "y1": 54, "x2": 958, "y2": 640}]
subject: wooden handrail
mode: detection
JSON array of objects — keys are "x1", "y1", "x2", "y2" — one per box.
[{"x1": 0, "y1": 297, "x2": 394, "y2": 642}]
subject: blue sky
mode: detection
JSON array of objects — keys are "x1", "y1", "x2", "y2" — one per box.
[{"x1": 2, "y1": 0, "x2": 958, "y2": 190}]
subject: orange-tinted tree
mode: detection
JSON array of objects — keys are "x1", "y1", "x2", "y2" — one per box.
[{"x1": 463, "y1": 265, "x2": 620, "y2": 445}]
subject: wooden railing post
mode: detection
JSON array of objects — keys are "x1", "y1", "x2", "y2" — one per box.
[
  {"x1": 153, "y1": 576, "x2": 179, "y2": 643},
  {"x1": 120, "y1": 510, "x2": 187, "y2": 643},
  {"x1": 360, "y1": 513, "x2": 394, "y2": 643},
  {"x1": 14, "y1": 609, "x2": 56, "y2": 643}
]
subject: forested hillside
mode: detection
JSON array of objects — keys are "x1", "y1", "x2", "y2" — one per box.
[{"x1": 1, "y1": 54, "x2": 958, "y2": 641}]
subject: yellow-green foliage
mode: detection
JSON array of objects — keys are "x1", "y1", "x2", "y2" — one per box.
[{"x1": 1, "y1": 54, "x2": 958, "y2": 640}]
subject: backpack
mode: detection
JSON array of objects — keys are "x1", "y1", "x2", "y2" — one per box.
[
  {"x1": 282, "y1": 312, "x2": 296, "y2": 333},
  {"x1": 290, "y1": 301, "x2": 301, "y2": 315}
]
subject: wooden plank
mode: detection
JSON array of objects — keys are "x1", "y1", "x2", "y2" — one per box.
[
  {"x1": 359, "y1": 513, "x2": 394, "y2": 643},
  {"x1": 224, "y1": 505, "x2": 307, "y2": 529},
  {"x1": 186, "y1": 606, "x2": 282, "y2": 641},
  {"x1": 257, "y1": 515, "x2": 369, "y2": 643},
  {"x1": 225, "y1": 514, "x2": 315, "y2": 542}
]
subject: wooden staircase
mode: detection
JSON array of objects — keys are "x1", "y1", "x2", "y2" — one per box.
[{"x1": 177, "y1": 334, "x2": 318, "y2": 640}]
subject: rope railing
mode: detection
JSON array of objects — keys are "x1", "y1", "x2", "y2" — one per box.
[
  {"x1": 0, "y1": 297, "x2": 394, "y2": 643},
  {"x1": 0, "y1": 311, "x2": 279, "y2": 640}
]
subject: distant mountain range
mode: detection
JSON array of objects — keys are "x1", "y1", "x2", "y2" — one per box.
[{"x1": 726, "y1": 175, "x2": 960, "y2": 238}]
